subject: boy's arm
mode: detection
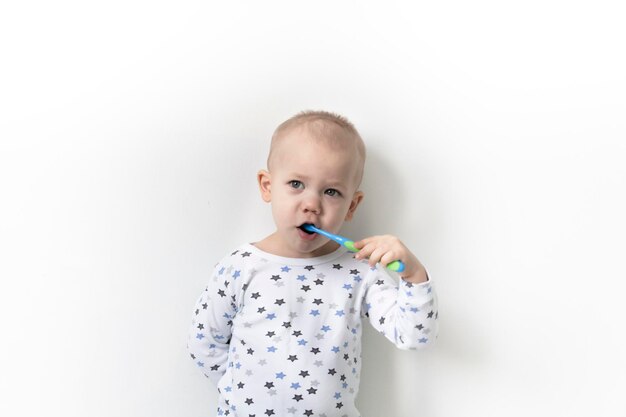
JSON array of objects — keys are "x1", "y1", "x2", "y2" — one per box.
[
  {"x1": 361, "y1": 263, "x2": 438, "y2": 350},
  {"x1": 187, "y1": 262, "x2": 238, "y2": 385},
  {"x1": 354, "y1": 234, "x2": 438, "y2": 349}
]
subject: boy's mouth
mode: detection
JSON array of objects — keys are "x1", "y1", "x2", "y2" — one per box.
[{"x1": 298, "y1": 223, "x2": 317, "y2": 235}]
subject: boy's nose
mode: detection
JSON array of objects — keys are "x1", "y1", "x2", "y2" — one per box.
[{"x1": 302, "y1": 195, "x2": 321, "y2": 214}]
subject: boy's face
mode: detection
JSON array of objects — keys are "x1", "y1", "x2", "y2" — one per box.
[{"x1": 257, "y1": 127, "x2": 364, "y2": 258}]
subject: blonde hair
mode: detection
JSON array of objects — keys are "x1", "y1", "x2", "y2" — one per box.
[{"x1": 267, "y1": 110, "x2": 367, "y2": 186}]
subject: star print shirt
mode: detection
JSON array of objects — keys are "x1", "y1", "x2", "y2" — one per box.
[{"x1": 188, "y1": 243, "x2": 438, "y2": 417}]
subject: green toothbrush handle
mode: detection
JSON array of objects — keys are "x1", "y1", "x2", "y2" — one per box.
[
  {"x1": 344, "y1": 241, "x2": 406, "y2": 273},
  {"x1": 385, "y1": 260, "x2": 405, "y2": 273},
  {"x1": 344, "y1": 240, "x2": 358, "y2": 252}
]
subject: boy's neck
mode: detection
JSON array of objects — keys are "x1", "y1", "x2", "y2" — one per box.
[{"x1": 252, "y1": 232, "x2": 340, "y2": 259}]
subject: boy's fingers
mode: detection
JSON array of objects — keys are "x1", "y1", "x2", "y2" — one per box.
[
  {"x1": 354, "y1": 236, "x2": 408, "y2": 267},
  {"x1": 354, "y1": 242, "x2": 374, "y2": 259},
  {"x1": 369, "y1": 248, "x2": 386, "y2": 265},
  {"x1": 381, "y1": 252, "x2": 399, "y2": 267}
]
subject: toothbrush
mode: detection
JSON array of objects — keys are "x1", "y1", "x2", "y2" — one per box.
[{"x1": 300, "y1": 224, "x2": 406, "y2": 273}]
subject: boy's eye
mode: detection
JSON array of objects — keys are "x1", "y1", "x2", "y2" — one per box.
[
  {"x1": 325, "y1": 189, "x2": 341, "y2": 197},
  {"x1": 289, "y1": 180, "x2": 304, "y2": 189}
]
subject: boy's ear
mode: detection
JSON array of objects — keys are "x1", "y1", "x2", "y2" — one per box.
[
  {"x1": 345, "y1": 191, "x2": 364, "y2": 221},
  {"x1": 257, "y1": 169, "x2": 272, "y2": 202}
]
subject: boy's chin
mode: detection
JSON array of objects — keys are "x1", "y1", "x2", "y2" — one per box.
[{"x1": 298, "y1": 240, "x2": 339, "y2": 258}]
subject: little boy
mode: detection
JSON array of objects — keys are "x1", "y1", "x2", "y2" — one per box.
[{"x1": 188, "y1": 111, "x2": 438, "y2": 417}]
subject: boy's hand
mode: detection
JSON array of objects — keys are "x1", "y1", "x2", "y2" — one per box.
[{"x1": 353, "y1": 235, "x2": 429, "y2": 284}]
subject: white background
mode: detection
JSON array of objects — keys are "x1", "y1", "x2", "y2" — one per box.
[{"x1": 1, "y1": 1, "x2": 625, "y2": 416}]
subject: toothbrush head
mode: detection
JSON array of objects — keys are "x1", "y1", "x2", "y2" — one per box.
[{"x1": 299, "y1": 223, "x2": 317, "y2": 234}]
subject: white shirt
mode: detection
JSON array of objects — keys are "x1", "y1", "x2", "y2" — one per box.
[{"x1": 188, "y1": 243, "x2": 438, "y2": 417}]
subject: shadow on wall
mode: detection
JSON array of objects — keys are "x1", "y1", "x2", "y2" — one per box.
[
  {"x1": 348, "y1": 148, "x2": 490, "y2": 416},
  {"x1": 342, "y1": 145, "x2": 425, "y2": 239}
]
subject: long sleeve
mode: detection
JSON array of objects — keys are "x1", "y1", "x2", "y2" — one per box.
[
  {"x1": 187, "y1": 260, "x2": 240, "y2": 385},
  {"x1": 361, "y1": 264, "x2": 438, "y2": 350}
]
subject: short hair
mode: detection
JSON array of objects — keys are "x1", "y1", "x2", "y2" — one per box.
[{"x1": 267, "y1": 110, "x2": 367, "y2": 187}]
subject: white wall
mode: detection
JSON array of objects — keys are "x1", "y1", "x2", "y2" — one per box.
[{"x1": 1, "y1": 1, "x2": 625, "y2": 416}]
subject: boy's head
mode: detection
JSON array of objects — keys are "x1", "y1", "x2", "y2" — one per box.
[
  {"x1": 266, "y1": 111, "x2": 367, "y2": 188},
  {"x1": 257, "y1": 110, "x2": 366, "y2": 258}
]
